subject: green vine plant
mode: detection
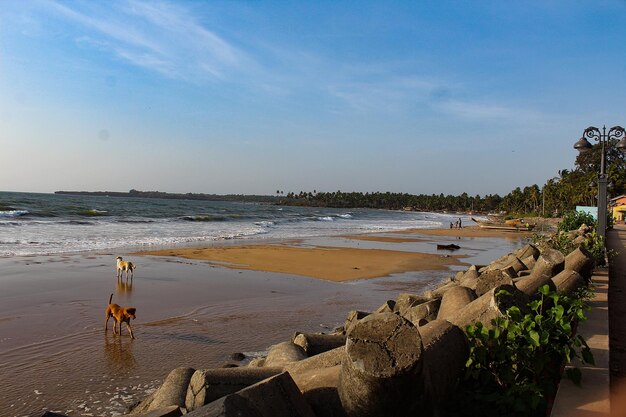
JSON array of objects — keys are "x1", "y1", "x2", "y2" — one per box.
[{"x1": 451, "y1": 285, "x2": 594, "y2": 417}]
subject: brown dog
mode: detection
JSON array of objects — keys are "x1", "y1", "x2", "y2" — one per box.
[{"x1": 104, "y1": 293, "x2": 136, "y2": 339}]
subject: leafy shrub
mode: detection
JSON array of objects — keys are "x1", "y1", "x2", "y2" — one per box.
[
  {"x1": 452, "y1": 285, "x2": 593, "y2": 417},
  {"x1": 557, "y1": 211, "x2": 596, "y2": 233},
  {"x1": 581, "y1": 231, "x2": 606, "y2": 267}
]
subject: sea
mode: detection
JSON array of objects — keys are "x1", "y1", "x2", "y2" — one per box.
[{"x1": 0, "y1": 191, "x2": 474, "y2": 257}]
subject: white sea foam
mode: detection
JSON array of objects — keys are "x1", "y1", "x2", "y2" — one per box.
[{"x1": 0, "y1": 210, "x2": 29, "y2": 218}]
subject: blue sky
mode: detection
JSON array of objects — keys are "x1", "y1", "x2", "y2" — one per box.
[{"x1": 1, "y1": 1, "x2": 625, "y2": 196}]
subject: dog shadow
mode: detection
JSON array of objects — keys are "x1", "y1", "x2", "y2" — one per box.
[{"x1": 103, "y1": 331, "x2": 137, "y2": 371}]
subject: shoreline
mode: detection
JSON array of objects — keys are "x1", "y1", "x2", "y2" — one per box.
[
  {"x1": 136, "y1": 225, "x2": 530, "y2": 282},
  {"x1": 0, "y1": 225, "x2": 530, "y2": 416}
]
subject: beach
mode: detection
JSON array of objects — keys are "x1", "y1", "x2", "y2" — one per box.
[{"x1": 0, "y1": 224, "x2": 530, "y2": 416}]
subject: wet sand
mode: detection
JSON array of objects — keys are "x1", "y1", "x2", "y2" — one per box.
[{"x1": 0, "y1": 228, "x2": 528, "y2": 416}]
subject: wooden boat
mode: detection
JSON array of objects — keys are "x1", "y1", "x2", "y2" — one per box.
[
  {"x1": 436, "y1": 244, "x2": 461, "y2": 250},
  {"x1": 471, "y1": 217, "x2": 535, "y2": 231}
]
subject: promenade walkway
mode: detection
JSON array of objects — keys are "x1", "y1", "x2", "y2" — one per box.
[{"x1": 551, "y1": 223, "x2": 626, "y2": 417}]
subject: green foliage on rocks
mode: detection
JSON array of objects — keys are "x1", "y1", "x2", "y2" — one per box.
[
  {"x1": 557, "y1": 211, "x2": 596, "y2": 233},
  {"x1": 452, "y1": 285, "x2": 593, "y2": 417}
]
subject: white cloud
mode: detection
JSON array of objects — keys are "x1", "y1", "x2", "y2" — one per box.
[{"x1": 44, "y1": 0, "x2": 247, "y2": 82}]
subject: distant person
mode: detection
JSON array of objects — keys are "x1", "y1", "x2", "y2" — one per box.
[
  {"x1": 458, "y1": 217, "x2": 462, "y2": 229},
  {"x1": 450, "y1": 222, "x2": 453, "y2": 229}
]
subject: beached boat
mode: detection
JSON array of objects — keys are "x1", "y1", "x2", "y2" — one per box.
[{"x1": 471, "y1": 217, "x2": 535, "y2": 231}]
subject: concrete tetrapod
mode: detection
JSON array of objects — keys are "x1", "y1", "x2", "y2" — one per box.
[
  {"x1": 185, "y1": 367, "x2": 283, "y2": 411},
  {"x1": 263, "y1": 341, "x2": 307, "y2": 367},
  {"x1": 448, "y1": 284, "x2": 529, "y2": 331},
  {"x1": 419, "y1": 319, "x2": 469, "y2": 415},
  {"x1": 130, "y1": 367, "x2": 195, "y2": 414},
  {"x1": 551, "y1": 269, "x2": 586, "y2": 296},
  {"x1": 530, "y1": 248, "x2": 565, "y2": 280},
  {"x1": 185, "y1": 372, "x2": 316, "y2": 417},
  {"x1": 437, "y1": 286, "x2": 477, "y2": 321},
  {"x1": 338, "y1": 312, "x2": 424, "y2": 417},
  {"x1": 564, "y1": 246, "x2": 594, "y2": 281},
  {"x1": 293, "y1": 333, "x2": 347, "y2": 356}
]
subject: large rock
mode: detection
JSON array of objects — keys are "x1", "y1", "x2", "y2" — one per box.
[
  {"x1": 185, "y1": 367, "x2": 283, "y2": 411},
  {"x1": 293, "y1": 333, "x2": 346, "y2": 356},
  {"x1": 437, "y1": 286, "x2": 477, "y2": 320},
  {"x1": 338, "y1": 312, "x2": 424, "y2": 417},
  {"x1": 263, "y1": 341, "x2": 307, "y2": 367},
  {"x1": 131, "y1": 367, "x2": 195, "y2": 414},
  {"x1": 133, "y1": 407, "x2": 184, "y2": 417}
]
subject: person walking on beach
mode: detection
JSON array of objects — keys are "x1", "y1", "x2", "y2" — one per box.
[{"x1": 458, "y1": 217, "x2": 462, "y2": 229}]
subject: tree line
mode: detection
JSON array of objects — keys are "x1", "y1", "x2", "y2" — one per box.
[{"x1": 278, "y1": 139, "x2": 626, "y2": 216}]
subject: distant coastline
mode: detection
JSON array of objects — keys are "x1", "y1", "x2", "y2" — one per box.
[{"x1": 54, "y1": 189, "x2": 278, "y2": 203}]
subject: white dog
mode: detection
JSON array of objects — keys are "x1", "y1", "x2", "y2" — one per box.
[{"x1": 116, "y1": 256, "x2": 136, "y2": 279}]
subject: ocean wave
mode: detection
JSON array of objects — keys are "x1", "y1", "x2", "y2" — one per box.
[
  {"x1": 254, "y1": 221, "x2": 275, "y2": 227},
  {"x1": 337, "y1": 213, "x2": 353, "y2": 219},
  {"x1": 116, "y1": 219, "x2": 156, "y2": 224},
  {"x1": 318, "y1": 216, "x2": 334, "y2": 221},
  {"x1": 0, "y1": 210, "x2": 29, "y2": 218}
]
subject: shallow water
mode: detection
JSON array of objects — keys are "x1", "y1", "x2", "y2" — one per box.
[{"x1": 0, "y1": 234, "x2": 525, "y2": 416}]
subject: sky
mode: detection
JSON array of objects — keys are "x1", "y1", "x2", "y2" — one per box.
[{"x1": 1, "y1": 0, "x2": 626, "y2": 196}]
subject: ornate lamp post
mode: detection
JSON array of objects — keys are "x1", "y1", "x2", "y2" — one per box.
[{"x1": 573, "y1": 125, "x2": 626, "y2": 241}]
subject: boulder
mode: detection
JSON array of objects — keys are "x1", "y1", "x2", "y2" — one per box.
[
  {"x1": 338, "y1": 313, "x2": 424, "y2": 417},
  {"x1": 292, "y1": 366, "x2": 346, "y2": 417},
  {"x1": 134, "y1": 406, "x2": 184, "y2": 417}
]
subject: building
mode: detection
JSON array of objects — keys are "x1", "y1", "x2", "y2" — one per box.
[{"x1": 609, "y1": 195, "x2": 626, "y2": 222}]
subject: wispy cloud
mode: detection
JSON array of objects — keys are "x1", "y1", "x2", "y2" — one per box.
[
  {"x1": 44, "y1": 0, "x2": 247, "y2": 82},
  {"x1": 433, "y1": 99, "x2": 542, "y2": 123}
]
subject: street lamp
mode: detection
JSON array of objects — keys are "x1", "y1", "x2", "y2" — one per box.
[{"x1": 573, "y1": 125, "x2": 626, "y2": 241}]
